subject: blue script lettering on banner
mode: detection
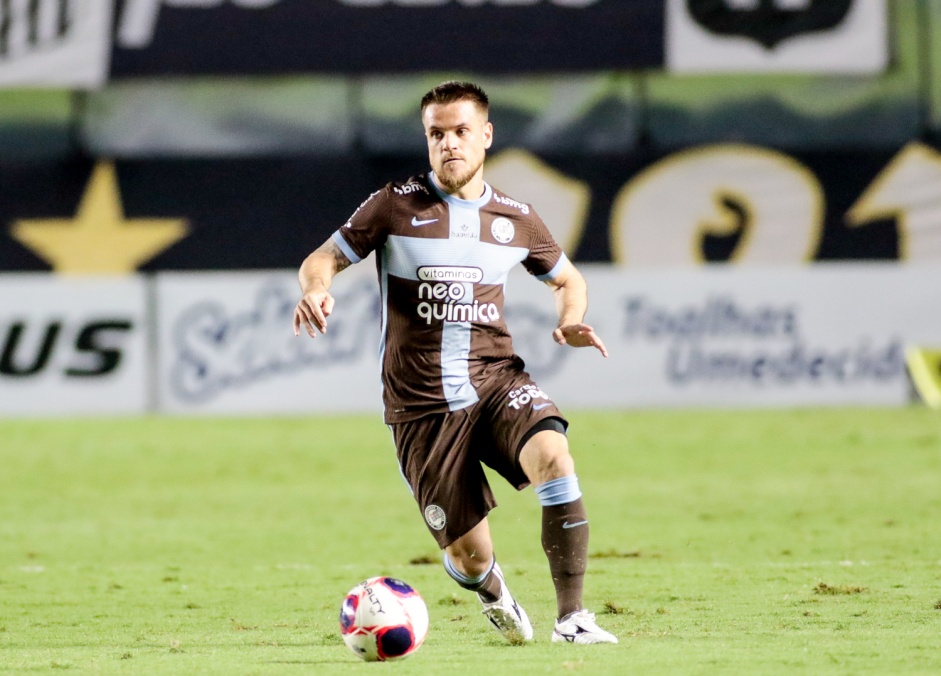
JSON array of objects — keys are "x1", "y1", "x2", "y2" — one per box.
[
  {"x1": 620, "y1": 294, "x2": 905, "y2": 389},
  {"x1": 665, "y1": 339, "x2": 903, "y2": 386},
  {"x1": 622, "y1": 296, "x2": 800, "y2": 341},
  {"x1": 168, "y1": 278, "x2": 379, "y2": 403},
  {"x1": 111, "y1": 0, "x2": 664, "y2": 75},
  {"x1": 166, "y1": 281, "x2": 568, "y2": 402}
]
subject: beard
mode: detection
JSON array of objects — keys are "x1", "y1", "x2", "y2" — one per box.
[{"x1": 434, "y1": 156, "x2": 483, "y2": 194}]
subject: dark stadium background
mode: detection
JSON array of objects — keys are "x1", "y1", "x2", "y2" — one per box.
[{"x1": 0, "y1": 0, "x2": 935, "y2": 272}]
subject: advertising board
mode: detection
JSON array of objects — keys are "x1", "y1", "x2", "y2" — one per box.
[
  {"x1": 151, "y1": 264, "x2": 940, "y2": 415},
  {"x1": 667, "y1": 0, "x2": 887, "y2": 74},
  {"x1": 0, "y1": 0, "x2": 113, "y2": 88},
  {"x1": 154, "y1": 265, "x2": 383, "y2": 414},
  {"x1": 0, "y1": 274, "x2": 148, "y2": 415},
  {"x1": 111, "y1": 0, "x2": 663, "y2": 76}
]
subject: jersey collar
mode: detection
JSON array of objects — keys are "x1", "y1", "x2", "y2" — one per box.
[{"x1": 428, "y1": 172, "x2": 493, "y2": 209}]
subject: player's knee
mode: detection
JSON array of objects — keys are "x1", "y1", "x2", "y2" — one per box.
[
  {"x1": 445, "y1": 526, "x2": 494, "y2": 578},
  {"x1": 445, "y1": 547, "x2": 491, "y2": 579},
  {"x1": 522, "y1": 435, "x2": 575, "y2": 484},
  {"x1": 541, "y1": 446, "x2": 575, "y2": 481}
]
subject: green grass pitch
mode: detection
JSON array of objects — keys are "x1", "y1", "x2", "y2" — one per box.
[{"x1": 1, "y1": 408, "x2": 940, "y2": 674}]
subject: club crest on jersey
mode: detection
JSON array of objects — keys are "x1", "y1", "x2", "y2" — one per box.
[
  {"x1": 424, "y1": 504, "x2": 447, "y2": 531},
  {"x1": 491, "y1": 217, "x2": 515, "y2": 244}
]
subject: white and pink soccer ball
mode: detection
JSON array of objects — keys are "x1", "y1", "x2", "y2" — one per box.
[{"x1": 339, "y1": 576, "x2": 429, "y2": 662}]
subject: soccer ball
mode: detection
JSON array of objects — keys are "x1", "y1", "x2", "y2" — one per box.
[{"x1": 339, "y1": 576, "x2": 429, "y2": 662}]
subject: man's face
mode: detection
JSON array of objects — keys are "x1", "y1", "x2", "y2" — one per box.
[{"x1": 422, "y1": 99, "x2": 493, "y2": 196}]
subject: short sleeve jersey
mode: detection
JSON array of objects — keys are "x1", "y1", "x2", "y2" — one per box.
[{"x1": 331, "y1": 172, "x2": 567, "y2": 423}]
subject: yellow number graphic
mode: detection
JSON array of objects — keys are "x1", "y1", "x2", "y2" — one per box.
[
  {"x1": 610, "y1": 144, "x2": 824, "y2": 266},
  {"x1": 847, "y1": 142, "x2": 941, "y2": 262}
]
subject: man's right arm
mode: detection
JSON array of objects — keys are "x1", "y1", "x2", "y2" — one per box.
[{"x1": 293, "y1": 238, "x2": 353, "y2": 338}]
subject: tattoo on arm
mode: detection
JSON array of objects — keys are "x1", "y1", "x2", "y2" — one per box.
[{"x1": 319, "y1": 239, "x2": 352, "y2": 274}]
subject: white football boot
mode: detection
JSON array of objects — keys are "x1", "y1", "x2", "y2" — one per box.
[
  {"x1": 551, "y1": 609, "x2": 618, "y2": 644},
  {"x1": 478, "y1": 563, "x2": 534, "y2": 643}
]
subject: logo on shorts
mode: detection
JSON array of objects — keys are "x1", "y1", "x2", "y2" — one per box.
[
  {"x1": 506, "y1": 384, "x2": 551, "y2": 410},
  {"x1": 491, "y1": 217, "x2": 515, "y2": 244},
  {"x1": 424, "y1": 504, "x2": 447, "y2": 531}
]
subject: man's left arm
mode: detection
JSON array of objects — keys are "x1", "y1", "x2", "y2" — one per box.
[{"x1": 545, "y1": 259, "x2": 608, "y2": 358}]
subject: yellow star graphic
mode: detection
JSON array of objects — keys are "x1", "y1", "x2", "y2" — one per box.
[{"x1": 11, "y1": 162, "x2": 189, "y2": 275}]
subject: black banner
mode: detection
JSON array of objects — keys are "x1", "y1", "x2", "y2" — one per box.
[
  {"x1": 3, "y1": 143, "x2": 934, "y2": 273},
  {"x1": 110, "y1": 0, "x2": 664, "y2": 76}
]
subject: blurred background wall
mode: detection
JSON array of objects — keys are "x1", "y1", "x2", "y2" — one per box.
[
  {"x1": 1, "y1": 0, "x2": 939, "y2": 271},
  {"x1": 2, "y1": 0, "x2": 940, "y2": 415}
]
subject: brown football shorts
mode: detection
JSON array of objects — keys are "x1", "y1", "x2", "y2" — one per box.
[{"x1": 390, "y1": 361, "x2": 568, "y2": 548}]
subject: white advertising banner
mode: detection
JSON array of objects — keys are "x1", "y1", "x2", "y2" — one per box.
[
  {"x1": 666, "y1": 0, "x2": 888, "y2": 74},
  {"x1": 153, "y1": 264, "x2": 941, "y2": 415},
  {"x1": 0, "y1": 0, "x2": 113, "y2": 88},
  {"x1": 0, "y1": 274, "x2": 148, "y2": 416},
  {"x1": 154, "y1": 264, "x2": 384, "y2": 415},
  {"x1": 5, "y1": 265, "x2": 935, "y2": 418},
  {"x1": 519, "y1": 264, "x2": 940, "y2": 409}
]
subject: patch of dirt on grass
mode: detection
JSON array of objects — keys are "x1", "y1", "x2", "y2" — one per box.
[
  {"x1": 813, "y1": 582, "x2": 867, "y2": 595},
  {"x1": 437, "y1": 594, "x2": 467, "y2": 606},
  {"x1": 591, "y1": 549, "x2": 644, "y2": 559},
  {"x1": 601, "y1": 600, "x2": 625, "y2": 615}
]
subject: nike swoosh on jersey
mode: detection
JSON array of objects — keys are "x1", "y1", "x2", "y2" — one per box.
[
  {"x1": 562, "y1": 520, "x2": 588, "y2": 529},
  {"x1": 411, "y1": 217, "x2": 439, "y2": 226},
  {"x1": 533, "y1": 403, "x2": 552, "y2": 410}
]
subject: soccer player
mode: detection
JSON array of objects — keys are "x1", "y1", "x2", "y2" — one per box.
[{"x1": 293, "y1": 81, "x2": 617, "y2": 645}]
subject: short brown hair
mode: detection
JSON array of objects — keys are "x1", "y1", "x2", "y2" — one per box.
[{"x1": 420, "y1": 81, "x2": 489, "y2": 115}]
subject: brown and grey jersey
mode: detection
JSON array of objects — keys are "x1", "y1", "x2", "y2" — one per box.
[{"x1": 332, "y1": 172, "x2": 566, "y2": 423}]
